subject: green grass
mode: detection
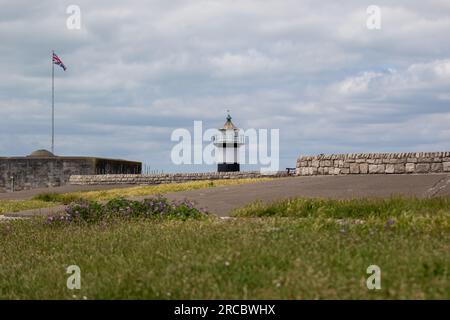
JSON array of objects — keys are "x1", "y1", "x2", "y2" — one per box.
[
  {"x1": 0, "y1": 196, "x2": 449, "y2": 299},
  {"x1": 231, "y1": 196, "x2": 450, "y2": 219},
  {"x1": 0, "y1": 178, "x2": 271, "y2": 214},
  {"x1": 32, "y1": 178, "x2": 273, "y2": 204},
  {"x1": 0, "y1": 199, "x2": 56, "y2": 215}
]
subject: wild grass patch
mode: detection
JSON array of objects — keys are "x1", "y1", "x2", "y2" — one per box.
[
  {"x1": 46, "y1": 197, "x2": 208, "y2": 224},
  {"x1": 34, "y1": 178, "x2": 272, "y2": 203},
  {"x1": 1, "y1": 195, "x2": 448, "y2": 299},
  {"x1": 0, "y1": 199, "x2": 54, "y2": 215},
  {"x1": 231, "y1": 196, "x2": 450, "y2": 219},
  {"x1": 0, "y1": 215, "x2": 448, "y2": 299}
]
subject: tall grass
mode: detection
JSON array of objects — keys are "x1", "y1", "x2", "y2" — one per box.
[
  {"x1": 33, "y1": 178, "x2": 272, "y2": 203},
  {"x1": 0, "y1": 214, "x2": 448, "y2": 299},
  {"x1": 0, "y1": 200, "x2": 54, "y2": 215},
  {"x1": 232, "y1": 196, "x2": 450, "y2": 219}
]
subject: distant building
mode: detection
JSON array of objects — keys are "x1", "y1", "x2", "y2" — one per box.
[
  {"x1": 0, "y1": 150, "x2": 141, "y2": 192},
  {"x1": 213, "y1": 113, "x2": 244, "y2": 172}
]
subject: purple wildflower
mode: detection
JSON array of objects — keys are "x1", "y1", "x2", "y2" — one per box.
[{"x1": 384, "y1": 218, "x2": 395, "y2": 230}]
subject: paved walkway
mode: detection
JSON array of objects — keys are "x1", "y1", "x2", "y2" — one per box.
[
  {"x1": 164, "y1": 174, "x2": 450, "y2": 216},
  {"x1": 3, "y1": 174, "x2": 450, "y2": 218}
]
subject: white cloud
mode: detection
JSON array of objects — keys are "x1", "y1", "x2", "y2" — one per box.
[
  {"x1": 208, "y1": 50, "x2": 282, "y2": 77},
  {"x1": 0, "y1": 0, "x2": 449, "y2": 171}
]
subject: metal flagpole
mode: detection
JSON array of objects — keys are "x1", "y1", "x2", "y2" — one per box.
[{"x1": 51, "y1": 50, "x2": 54, "y2": 154}]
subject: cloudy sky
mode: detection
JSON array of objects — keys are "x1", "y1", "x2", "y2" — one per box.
[{"x1": 1, "y1": 0, "x2": 449, "y2": 172}]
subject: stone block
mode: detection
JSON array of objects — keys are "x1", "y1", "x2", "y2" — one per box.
[
  {"x1": 359, "y1": 163, "x2": 369, "y2": 174},
  {"x1": 431, "y1": 163, "x2": 443, "y2": 172},
  {"x1": 321, "y1": 160, "x2": 332, "y2": 167},
  {"x1": 443, "y1": 162, "x2": 450, "y2": 172},
  {"x1": 388, "y1": 159, "x2": 406, "y2": 164},
  {"x1": 415, "y1": 163, "x2": 430, "y2": 173},
  {"x1": 394, "y1": 164, "x2": 406, "y2": 174},
  {"x1": 311, "y1": 160, "x2": 320, "y2": 167},
  {"x1": 405, "y1": 163, "x2": 415, "y2": 173},
  {"x1": 369, "y1": 164, "x2": 385, "y2": 174},
  {"x1": 349, "y1": 163, "x2": 360, "y2": 174},
  {"x1": 335, "y1": 159, "x2": 344, "y2": 167},
  {"x1": 385, "y1": 164, "x2": 395, "y2": 174}
]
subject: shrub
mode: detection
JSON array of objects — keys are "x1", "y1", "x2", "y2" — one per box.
[
  {"x1": 46, "y1": 196, "x2": 208, "y2": 224},
  {"x1": 169, "y1": 199, "x2": 207, "y2": 220},
  {"x1": 34, "y1": 192, "x2": 84, "y2": 205},
  {"x1": 33, "y1": 193, "x2": 58, "y2": 202},
  {"x1": 65, "y1": 200, "x2": 103, "y2": 222}
]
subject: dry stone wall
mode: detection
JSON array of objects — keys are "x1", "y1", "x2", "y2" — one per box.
[
  {"x1": 69, "y1": 171, "x2": 288, "y2": 185},
  {"x1": 296, "y1": 152, "x2": 450, "y2": 176}
]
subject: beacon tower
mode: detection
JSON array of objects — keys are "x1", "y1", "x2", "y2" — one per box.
[{"x1": 213, "y1": 113, "x2": 244, "y2": 172}]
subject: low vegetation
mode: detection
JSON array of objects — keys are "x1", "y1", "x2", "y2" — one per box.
[
  {"x1": 231, "y1": 196, "x2": 450, "y2": 219},
  {"x1": 0, "y1": 178, "x2": 271, "y2": 214},
  {"x1": 47, "y1": 197, "x2": 208, "y2": 224},
  {"x1": 0, "y1": 199, "x2": 55, "y2": 215},
  {"x1": 0, "y1": 196, "x2": 448, "y2": 299}
]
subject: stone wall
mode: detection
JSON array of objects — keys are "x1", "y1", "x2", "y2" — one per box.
[
  {"x1": 296, "y1": 152, "x2": 450, "y2": 176},
  {"x1": 0, "y1": 156, "x2": 141, "y2": 192},
  {"x1": 69, "y1": 171, "x2": 288, "y2": 185}
]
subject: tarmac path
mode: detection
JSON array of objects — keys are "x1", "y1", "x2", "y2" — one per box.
[
  {"x1": 3, "y1": 174, "x2": 450, "y2": 218},
  {"x1": 164, "y1": 174, "x2": 450, "y2": 216}
]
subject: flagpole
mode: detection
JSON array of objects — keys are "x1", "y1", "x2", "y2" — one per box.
[{"x1": 51, "y1": 50, "x2": 54, "y2": 154}]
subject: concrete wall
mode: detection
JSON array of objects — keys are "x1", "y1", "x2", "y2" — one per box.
[
  {"x1": 0, "y1": 158, "x2": 95, "y2": 192},
  {"x1": 296, "y1": 152, "x2": 450, "y2": 176},
  {"x1": 69, "y1": 171, "x2": 288, "y2": 185},
  {"x1": 0, "y1": 157, "x2": 142, "y2": 192}
]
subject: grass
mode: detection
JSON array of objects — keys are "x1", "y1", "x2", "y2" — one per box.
[
  {"x1": 231, "y1": 196, "x2": 450, "y2": 219},
  {"x1": 0, "y1": 199, "x2": 56, "y2": 215},
  {"x1": 0, "y1": 178, "x2": 271, "y2": 215},
  {"x1": 0, "y1": 196, "x2": 449, "y2": 299}
]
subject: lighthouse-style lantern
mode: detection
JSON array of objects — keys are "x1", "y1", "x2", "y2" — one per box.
[{"x1": 213, "y1": 112, "x2": 245, "y2": 172}]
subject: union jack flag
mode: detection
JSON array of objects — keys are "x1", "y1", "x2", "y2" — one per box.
[{"x1": 52, "y1": 52, "x2": 66, "y2": 71}]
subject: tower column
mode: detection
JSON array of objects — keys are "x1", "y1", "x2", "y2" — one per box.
[{"x1": 213, "y1": 113, "x2": 244, "y2": 172}]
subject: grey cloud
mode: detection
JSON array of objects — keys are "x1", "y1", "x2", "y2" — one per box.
[{"x1": 0, "y1": 0, "x2": 449, "y2": 171}]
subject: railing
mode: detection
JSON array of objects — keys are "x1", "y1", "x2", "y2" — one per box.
[
  {"x1": 286, "y1": 167, "x2": 297, "y2": 176},
  {"x1": 213, "y1": 135, "x2": 245, "y2": 144}
]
